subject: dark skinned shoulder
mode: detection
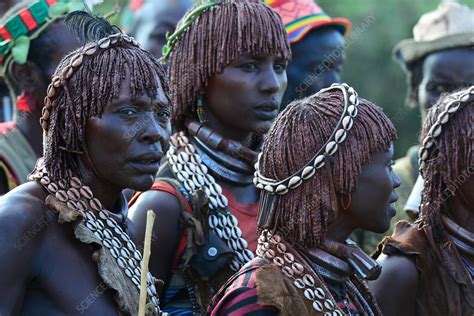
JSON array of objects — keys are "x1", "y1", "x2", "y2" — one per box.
[
  {"x1": 0, "y1": 181, "x2": 51, "y2": 314},
  {"x1": 369, "y1": 253, "x2": 419, "y2": 316}
]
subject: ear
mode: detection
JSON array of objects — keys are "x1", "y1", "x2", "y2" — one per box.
[{"x1": 9, "y1": 61, "x2": 47, "y2": 95}]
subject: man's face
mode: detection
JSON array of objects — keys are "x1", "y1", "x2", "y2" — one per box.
[
  {"x1": 84, "y1": 71, "x2": 171, "y2": 192},
  {"x1": 418, "y1": 47, "x2": 474, "y2": 119},
  {"x1": 282, "y1": 27, "x2": 345, "y2": 107},
  {"x1": 130, "y1": 0, "x2": 193, "y2": 58},
  {"x1": 9, "y1": 20, "x2": 79, "y2": 107}
]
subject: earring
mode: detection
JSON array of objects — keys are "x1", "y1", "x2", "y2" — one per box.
[
  {"x1": 341, "y1": 193, "x2": 351, "y2": 211},
  {"x1": 196, "y1": 95, "x2": 207, "y2": 123}
]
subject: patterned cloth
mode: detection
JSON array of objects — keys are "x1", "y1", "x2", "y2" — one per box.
[
  {"x1": 211, "y1": 257, "x2": 371, "y2": 315},
  {"x1": 210, "y1": 258, "x2": 278, "y2": 315},
  {"x1": 265, "y1": 0, "x2": 351, "y2": 43}
]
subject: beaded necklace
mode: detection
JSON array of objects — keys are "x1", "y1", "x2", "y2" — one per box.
[
  {"x1": 30, "y1": 163, "x2": 165, "y2": 315},
  {"x1": 167, "y1": 132, "x2": 255, "y2": 271},
  {"x1": 256, "y1": 229, "x2": 378, "y2": 316}
]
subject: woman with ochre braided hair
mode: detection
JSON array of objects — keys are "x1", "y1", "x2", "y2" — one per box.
[
  {"x1": 371, "y1": 86, "x2": 474, "y2": 316},
  {"x1": 210, "y1": 83, "x2": 400, "y2": 315},
  {"x1": 0, "y1": 11, "x2": 171, "y2": 315},
  {"x1": 128, "y1": 0, "x2": 291, "y2": 313}
]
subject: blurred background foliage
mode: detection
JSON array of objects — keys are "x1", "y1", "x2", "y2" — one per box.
[
  {"x1": 318, "y1": 0, "x2": 474, "y2": 159},
  {"x1": 95, "y1": 0, "x2": 474, "y2": 159}
]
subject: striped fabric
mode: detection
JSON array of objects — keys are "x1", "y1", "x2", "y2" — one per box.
[
  {"x1": 0, "y1": 0, "x2": 83, "y2": 66},
  {"x1": 210, "y1": 258, "x2": 278, "y2": 316},
  {"x1": 265, "y1": 0, "x2": 351, "y2": 43},
  {"x1": 211, "y1": 257, "x2": 368, "y2": 315},
  {"x1": 285, "y1": 13, "x2": 348, "y2": 43}
]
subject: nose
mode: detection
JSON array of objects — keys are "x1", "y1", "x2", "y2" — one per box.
[
  {"x1": 259, "y1": 67, "x2": 284, "y2": 95},
  {"x1": 392, "y1": 170, "x2": 401, "y2": 189},
  {"x1": 139, "y1": 112, "x2": 162, "y2": 145}
]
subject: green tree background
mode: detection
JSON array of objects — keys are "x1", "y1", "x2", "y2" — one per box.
[{"x1": 95, "y1": 0, "x2": 474, "y2": 158}]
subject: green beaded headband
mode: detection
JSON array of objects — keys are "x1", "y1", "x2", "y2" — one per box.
[
  {"x1": 0, "y1": 0, "x2": 85, "y2": 76},
  {"x1": 161, "y1": 0, "x2": 223, "y2": 59}
]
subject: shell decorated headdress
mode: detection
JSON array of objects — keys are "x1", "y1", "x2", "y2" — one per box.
[
  {"x1": 418, "y1": 85, "x2": 474, "y2": 176},
  {"x1": 254, "y1": 83, "x2": 360, "y2": 227}
]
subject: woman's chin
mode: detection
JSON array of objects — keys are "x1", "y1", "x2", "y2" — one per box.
[{"x1": 127, "y1": 175, "x2": 155, "y2": 192}]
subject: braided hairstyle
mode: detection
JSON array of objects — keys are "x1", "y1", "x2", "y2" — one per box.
[
  {"x1": 41, "y1": 11, "x2": 170, "y2": 183},
  {"x1": 418, "y1": 87, "x2": 474, "y2": 243},
  {"x1": 259, "y1": 90, "x2": 397, "y2": 247},
  {"x1": 166, "y1": 0, "x2": 291, "y2": 132}
]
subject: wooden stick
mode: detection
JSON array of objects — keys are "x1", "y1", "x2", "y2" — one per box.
[{"x1": 138, "y1": 210, "x2": 156, "y2": 316}]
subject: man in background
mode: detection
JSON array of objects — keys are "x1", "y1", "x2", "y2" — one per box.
[
  {"x1": 268, "y1": 0, "x2": 351, "y2": 108},
  {"x1": 357, "y1": 0, "x2": 474, "y2": 253}
]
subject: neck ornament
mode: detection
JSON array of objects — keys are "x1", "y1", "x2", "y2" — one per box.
[
  {"x1": 187, "y1": 120, "x2": 259, "y2": 185},
  {"x1": 29, "y1": 161, "x2": 165, "y2": 315},
  {"x1": 257, "y1": 229, "x2": 346, "y2": 315},
  {"x1": 167, "y1": 132, "x2": 255, "y2": 271},
  {"x1": 442, "y1": 215, "x2": 474, "y2": 257}
]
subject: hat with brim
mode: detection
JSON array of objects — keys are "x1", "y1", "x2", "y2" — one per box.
[
  {"x1": 394, "y1": 32, "x2": 474, "y2": 67},
  {"x1": 266, "y1": 0, "x2": 351, "y2": 44},
  {"x1": 393, "y1": 0, "x2": 474, "y2": 67}
]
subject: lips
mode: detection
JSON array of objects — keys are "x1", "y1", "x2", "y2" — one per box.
[
  {"x1": 253, "y1": 101, "x2": 280, "y2": 120},
  {"x1": 129, "y1": 152, "x2": 162, "y2": 173},
  {"x1": 387, "y1": 194, "x2": 399, "y2": 218},
  {"x1": 387, "y1": 205, "x2": 396, "y2": 218}
]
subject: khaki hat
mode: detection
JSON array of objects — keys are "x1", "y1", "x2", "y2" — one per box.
[{"x1": 394, "y1": 0, "x2": 474, "y2": 66}]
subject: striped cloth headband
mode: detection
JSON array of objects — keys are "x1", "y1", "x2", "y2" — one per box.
[
  {"x1": 265, "y1": 0, "x2": 350, "y2": 43},
  {"x1": 0, "y1": 0, "x2": 84, "y2": 74}
]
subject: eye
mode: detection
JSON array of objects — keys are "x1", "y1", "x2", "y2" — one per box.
[
  {"x1": 118, "y1": 108, "x2": 138, "y2": 115},
  {"x1": 154, "y1": 108, "x2": 171, "y2": 119},
  {"x1": 274, "y1": 62, "x2": 286, "y2": 73},
  {"x1": 240, "y1": 62, "x2": 258, "y2": 72}
]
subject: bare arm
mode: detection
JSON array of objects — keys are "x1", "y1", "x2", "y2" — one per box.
[
  {"x1": 369, "y1": 254, "x2": 419, "y2": 316},
  {"x1": 128, "y1": 190, "x2": 183, "y2": 295},
  {"x1": 0, "y1": 187, "x2": 46, "y2": 315}
]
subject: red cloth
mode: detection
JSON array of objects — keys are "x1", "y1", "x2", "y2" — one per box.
[
  {"x1": 221, "y1": 187, "x2": 259, "y2": 252},
  {"x1": 130, "y1": 181, "x2": 259, "y2": 268}
]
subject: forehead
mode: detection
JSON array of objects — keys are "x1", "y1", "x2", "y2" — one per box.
[
  {"x1": 117, "y1": 67, "x2": 169, "y2": 105},
  {"x1": 423, "y1": 48, "x2": 474, "y2": 78},
  {"x1": 292, "y1": 27, "x2": 344, "y2": 57},
  {"x1": 368, "y1": 144, "x2": 394, "y2": 163}
]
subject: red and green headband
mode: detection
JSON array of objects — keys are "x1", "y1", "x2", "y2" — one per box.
[{"x1": 0, "y1": 0, "x2": 84, "y2": 74}]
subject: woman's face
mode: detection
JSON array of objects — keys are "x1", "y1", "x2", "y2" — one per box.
[
  {"x1": 204, "y1": 54, "x2": 288, "y2": 137},
  {"x1": 84, "y1": 72, "x2": 171, "y2": 192},
  {"x1": 346, "y1": 144, "x2": 401, "y2": 233}
]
